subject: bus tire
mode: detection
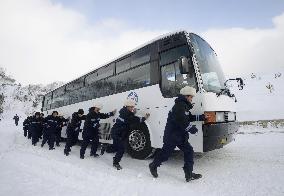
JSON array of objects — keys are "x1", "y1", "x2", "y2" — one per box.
[{"x1": 127, "y1": 124, "x2": 152, "y2": 160}]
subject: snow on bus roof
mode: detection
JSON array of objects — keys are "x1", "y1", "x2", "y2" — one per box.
[{"x1": 46, "y1": 30, "x2": 189, "y2": 95}]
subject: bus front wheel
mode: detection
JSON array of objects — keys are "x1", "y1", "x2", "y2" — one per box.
[{"x1": 127, "y1": 124, "x2": 152, "y2": 160}]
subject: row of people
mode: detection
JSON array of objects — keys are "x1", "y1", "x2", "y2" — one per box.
[
  {"x1": 23, "y1": 86, "x2": 206, "y2": 182},
  {"x1": 23, "y1": 112, "x2": 68, "y2": 148}
]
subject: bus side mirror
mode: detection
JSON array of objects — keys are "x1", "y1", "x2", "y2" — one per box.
[
  {"x1": 224, "y1": 77, "x2": 245, "y2": 90},
  {"x1": 178, "y1": 56, "x2": 193, "y2": 74},
  {"x1": 236, "y1": 77, "x2": 244, "y2": 90}
]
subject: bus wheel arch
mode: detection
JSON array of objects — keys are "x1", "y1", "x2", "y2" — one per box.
[{"x1": 127, "y1": 123, "x2": 154, "y2": 160}]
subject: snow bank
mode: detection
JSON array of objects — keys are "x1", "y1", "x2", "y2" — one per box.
[{"x1": 0, "y1": 120, "x2": 284, "y2": 196}]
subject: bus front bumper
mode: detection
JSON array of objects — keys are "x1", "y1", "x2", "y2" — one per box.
[{"x1": 203, "y1": 122, "x2": 239, "y2": 152}]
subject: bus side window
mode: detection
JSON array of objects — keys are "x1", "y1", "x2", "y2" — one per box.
[
  {"x1": 116, "y1": 56, "x2": 131, "y2": 74},
  {"x1": 175, "y1": 63, "x2": 197, "y2": 93},
  {"x1": 115, "y1": 72, "x2": 128, "y2": 93},
  {"x1": 161, "y1": 63, "x2": 176, "y2": 97},
  {"x1": 131, "y1": 48, "x2": 150, "y2": 68},
  {"x1": 127, "y1": 63, "x2": 151, "y2": 90},
  {"x1": 159, "y1": 45, "x2": 189, "y2": 66}
]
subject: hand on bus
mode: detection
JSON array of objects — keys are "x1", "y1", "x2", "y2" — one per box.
[
  {"x1": 204, "y1": 113, "x2": 211, "y2": 120},
  {"x1": 145, "y1": 113, "x2": 150, "y2": 119}
]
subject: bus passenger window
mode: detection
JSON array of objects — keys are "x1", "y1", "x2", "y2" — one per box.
[
  {"x1": 116, "y1": 56, "x2": 131, "y2": 74},
  {"x1": 128, "y1": 63, "x2": 151, "y2": 89}
]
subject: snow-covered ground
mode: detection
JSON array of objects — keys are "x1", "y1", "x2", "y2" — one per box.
[{"x1": 0, "y1": 119, "x2": 283, "y2": 196}]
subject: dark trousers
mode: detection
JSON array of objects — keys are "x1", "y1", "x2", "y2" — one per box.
[
  {"x1": 112, "y1": 133, "x2": 125, "y2": 164},
  {"x1": 28, "y1": 129, "x2": 32, "y2": 139},
  {"x1": 31, "y1": 130, "x2": 39, "y2": 145},
  {"x1": 15, "y1": 121, "x2": 19, "y2": 126},
  {"x1": 48, "y1": 133, "x2": 56, "y2": 149},
  {"x1": 55, "y1": 129, "x2": 62, "y2": 145},
  {"x1": 65, "y1": 129, "x2": 79, "y2": 152},
  {"x1": 152, "y1": 140, "x2": 194, "y2": 171},
  {"x1": 41, "y1": 130, "x2": 48, "y2": 146},
  {"x1": 23, "y1": 128, "x2": 28, "y2": 137},
  {"x1": 80, "y1": 133, "x2": 99, "y2": 156}
]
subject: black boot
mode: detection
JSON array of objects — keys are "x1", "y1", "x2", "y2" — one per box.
[
  {"x1": 149, "y1": 162, "x2": 158, "y2": 178},
  {"x1": 100, "y1": 145, "x2": 106, "y2": 155},
  {"x1": 80, "y1": 154, "x2": 84, "y2": 159},
  {"x1": 183, "y1": 167, "x2": 202, "y2": 182},
  {"x1": 90, "y1": 152, "x2": 99, "y2": 157},
  {"x1": 64, "y1": 149, "x2": 69, "y2": 156},
  {"x1": 113, "y1": 158, "x2": 122, "y2": 170}
]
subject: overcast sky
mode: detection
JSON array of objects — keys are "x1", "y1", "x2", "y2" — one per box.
[{"x1": 1, "y1": 0, "x2": 284, "y2": 85}]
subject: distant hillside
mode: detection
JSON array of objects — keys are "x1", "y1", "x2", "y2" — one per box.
[{"x1": 0, "y1": 67, "x2": 63, "y2": 119}]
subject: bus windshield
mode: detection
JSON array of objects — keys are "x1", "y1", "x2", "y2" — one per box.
[{"x1": 190, "y1": 34, "x2": 226, "y2": 93}]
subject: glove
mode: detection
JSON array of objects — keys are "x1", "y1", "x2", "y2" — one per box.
[
  {"x1": 199, "y1": 114, "x2": 205, "y2": 121},
  {"x1": 188, "y1": 125, "x2": 198, "y2": 134}
]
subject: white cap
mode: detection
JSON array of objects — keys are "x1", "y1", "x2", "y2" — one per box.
[
  {"x1": 124, "y1": 99, "x2": 136, "y2": 107},
  {"x1": 180, "y1": 86, "x2": 196, "y2": 96},
  {"x1": 94, "y1": 103, "x2": 103, "y2": 110}
]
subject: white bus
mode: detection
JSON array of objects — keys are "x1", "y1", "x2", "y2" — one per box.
[{"x1": 42, "y1": 31, "x2": 243, "y2": 159}]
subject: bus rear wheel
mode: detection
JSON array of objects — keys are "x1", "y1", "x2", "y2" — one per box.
[{"x1": 127, "y1": 125, "x2": 152, "y2": 160}]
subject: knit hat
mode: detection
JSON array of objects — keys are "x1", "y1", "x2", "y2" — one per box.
[
  {"x1": 124, "y1": 99, "x2": 136, "y2": 107},
  {"x1": 78, "y1": 109, "x2": 84, "y2": 115},
  {"x1": 94, "y1": 103, "x2": 103, "y2": 110},
  {"x1": 180, "y1": 86, "x2": 196, "y2": 96}
]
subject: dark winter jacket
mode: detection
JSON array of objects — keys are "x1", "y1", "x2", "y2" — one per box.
[
  {"x1": 82, "y1": 110, "x2": 114, "y2": 138},
  {"x1": 29, "y1": 116, "x2": 43, "y2": 134},
  {"x1": 111, "y1": 106, "x2": 146, "y2": 139},
  {"x1": 23, "y1": 116, "x2": 31, "y2": 130},
  {"x1": 44, "y1": 115, "x2": 61, "y2": 134},
  {"x1": 163, "y1": 94, "x2": 204, "y2": 142},
  {"x1": 67, "y1": 112, "x2": 86, "y2": 133},
  {"x1": 56, "y1": 116, "x2": 68, "y2": 131},
  {"x1": 13, "y1": 115, "x2": 19, "y2": 122}
]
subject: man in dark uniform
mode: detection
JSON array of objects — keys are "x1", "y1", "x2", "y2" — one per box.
[
  {"x1": 43, "y1": 111, "x2": 61, "y2": 150},
  {"x1": 39, "y1": 113, "x2": 45, "y2": 139},
  {"x1": 29, "y1": 112, "x2": 43, "y2": 146},
  {"x1": 80, "y1": 104, "x2": 116, "y2": 159},
  {"x1": 149, "y1": 86, "x2": 207, "y2": 182},
  {"x1": 111, "y1": 99, "x2": 150, "y2": 170},
  {"x1": 23, "y1": 116, "x2": 31, "y2": 137},
  {"x1": 13, "y1": 114, "x2": 19, "y2": 126},
  {"x1": 64, "y1": 109, "x2": 85, "y2": 156}
]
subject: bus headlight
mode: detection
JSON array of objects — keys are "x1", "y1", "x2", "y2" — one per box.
[
  {"x1": 204, "y1": 111, "x2": 236, "y2": 124},
  {"x1": 216, "y1": 112, "x2": 225, "y2": 122}
]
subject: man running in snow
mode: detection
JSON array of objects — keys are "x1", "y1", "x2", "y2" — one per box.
[{"x1": 149, "y1": 86, "x2": 207, "y2": 182}]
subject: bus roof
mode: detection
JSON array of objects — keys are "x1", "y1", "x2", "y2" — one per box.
[{"x1": 45, "y1": 30, "x2": 189, "y2": 95}]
